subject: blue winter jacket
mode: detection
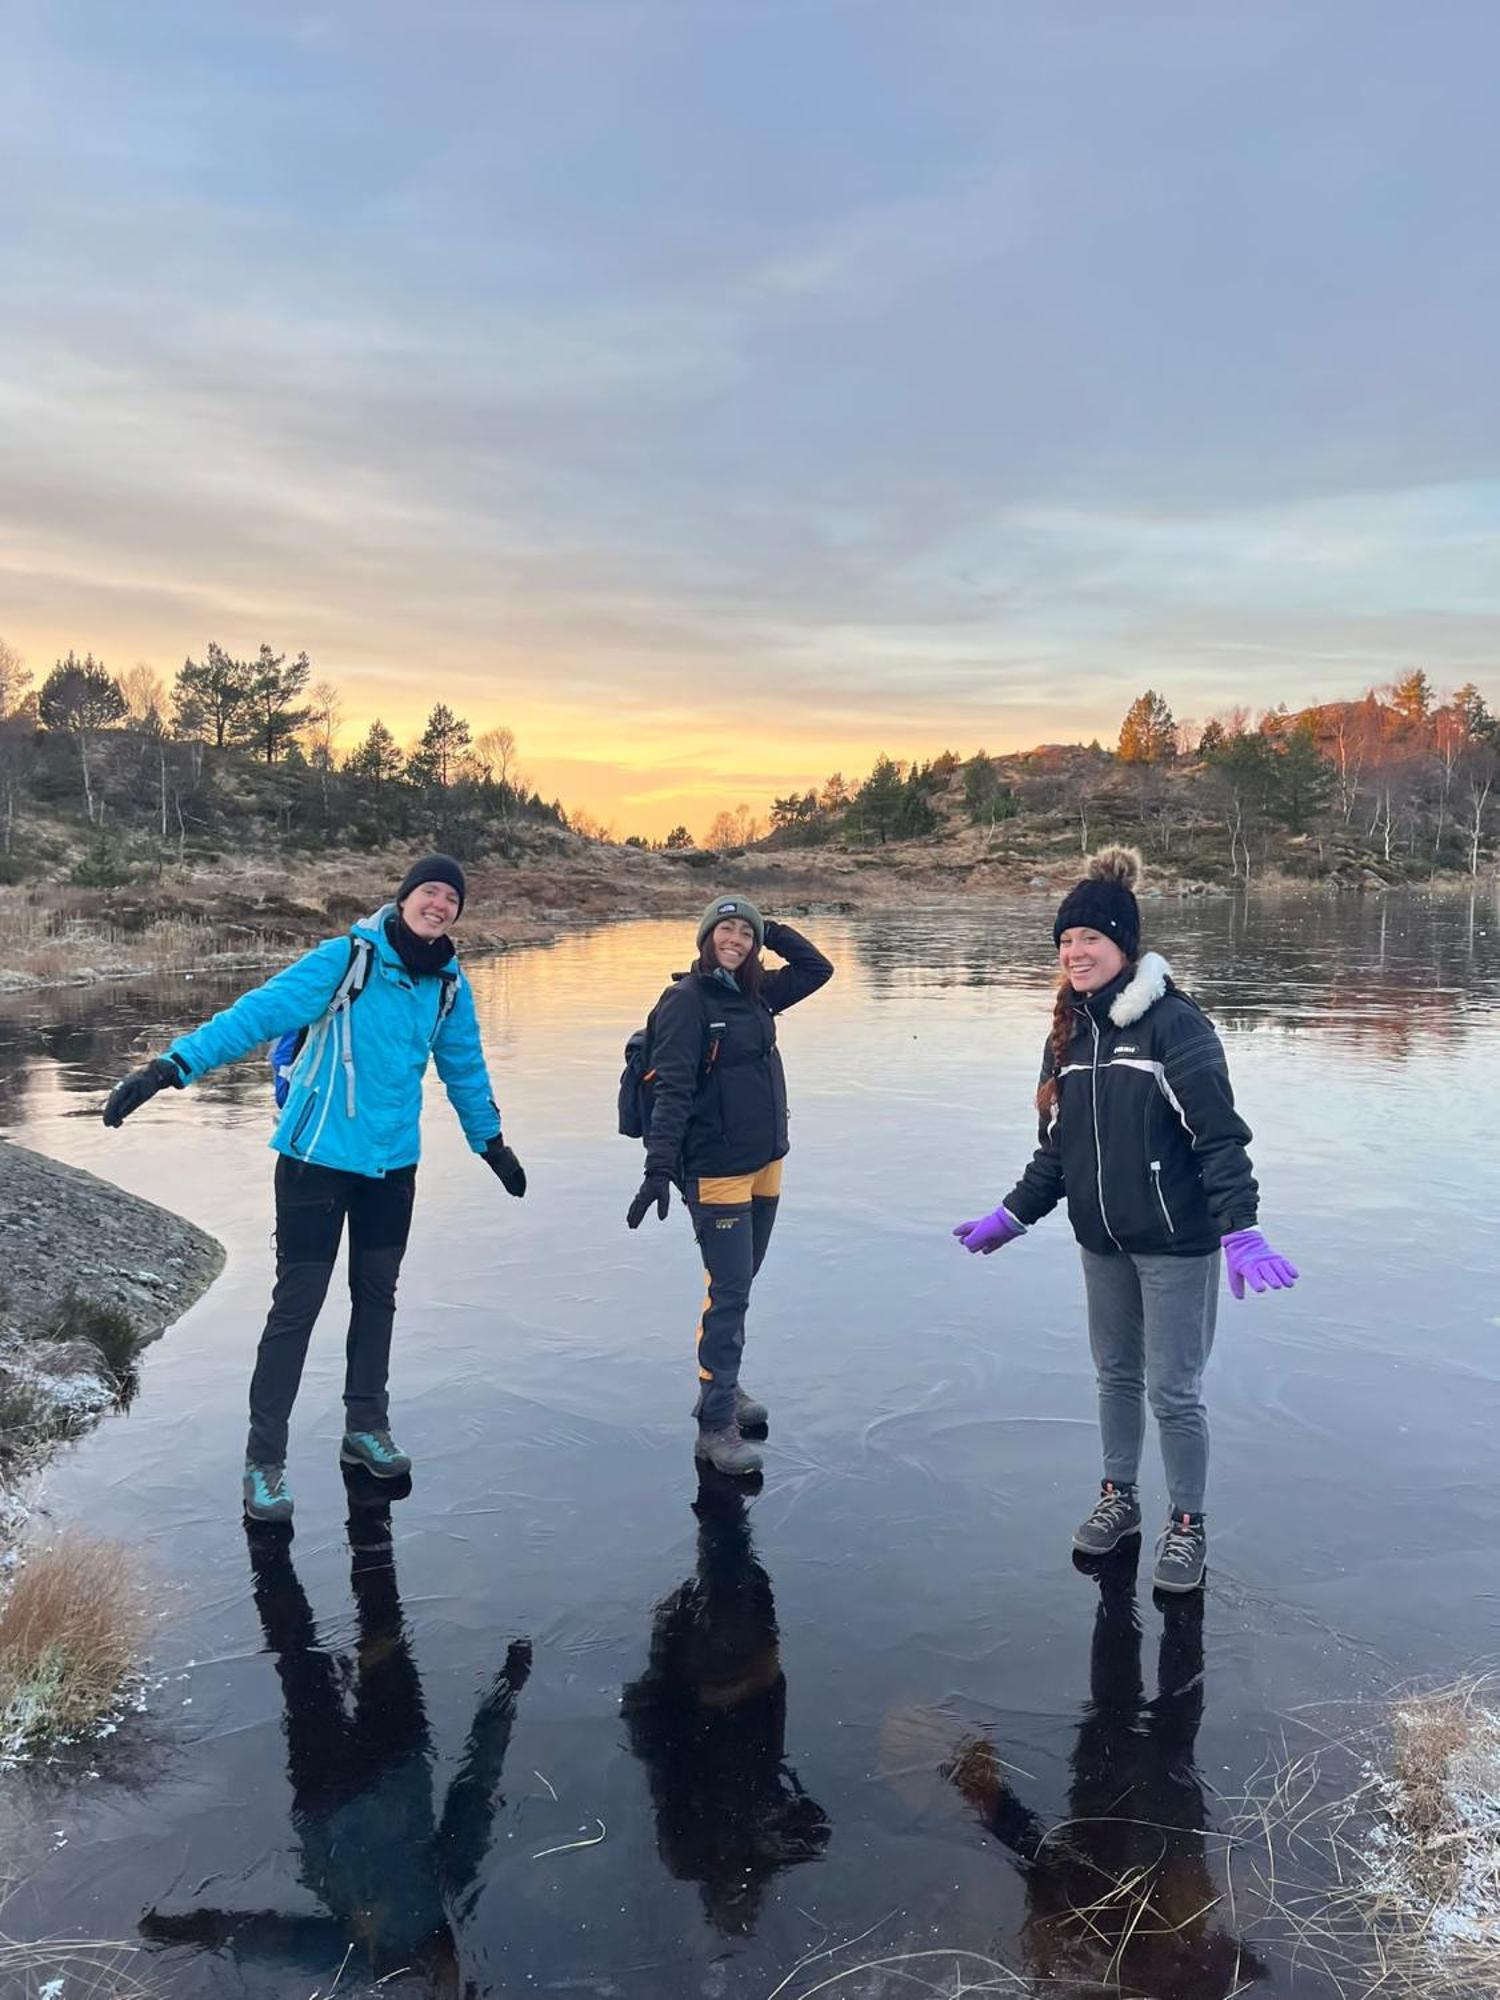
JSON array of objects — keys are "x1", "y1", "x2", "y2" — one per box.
[{"x1": 165, "y1": 903, "x2": 501, "y2": 1178}]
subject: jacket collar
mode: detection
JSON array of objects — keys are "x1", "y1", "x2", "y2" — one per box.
[
  {"x1": 1074, "y1": 950, "x2": 1171, "y2": 1028},
  {"x1": 357, "y1": 902, "x2": 458, "y2": 975}
]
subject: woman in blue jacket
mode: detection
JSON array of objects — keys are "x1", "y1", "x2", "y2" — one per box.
[{"x1": 103, "y1": 855, "x2": 526, "y2": 1524}]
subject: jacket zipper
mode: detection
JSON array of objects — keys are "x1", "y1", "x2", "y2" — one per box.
[
  {"x1": 1150, "y1": 1160, "x2": 1176, "y2": 1235},
  {"x1": 288, "y1": 1093, "x2": 316, "y2": 1153},
  {"x1": 1088, "y1": 1015, "x2": 1123, "y2": 1251}
]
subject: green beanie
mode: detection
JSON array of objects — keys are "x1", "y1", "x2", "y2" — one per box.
[{"x1": 696, "y1": 894, "x2": 765, "y2": 951}]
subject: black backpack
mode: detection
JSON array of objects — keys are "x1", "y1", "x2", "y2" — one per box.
[{"x1": 618, "y1": 982, "x2": 725, "y2": 1141}]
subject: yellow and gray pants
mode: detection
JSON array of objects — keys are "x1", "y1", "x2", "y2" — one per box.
[{"x1": 685, "y1": 1161, "x2": 783, "y2": 1430}]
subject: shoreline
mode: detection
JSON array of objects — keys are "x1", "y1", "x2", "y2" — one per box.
[
  {"x1": 2, "y1": 845, "x2": 1489, "y2": 997},
  {"x1": 0, "y1": 1140, "x2": 224, "y2": 1564}
]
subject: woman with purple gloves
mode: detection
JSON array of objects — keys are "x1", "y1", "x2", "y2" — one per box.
[{"x1": 952, "y1": 847, "x2": 1297, "y2": 1594}]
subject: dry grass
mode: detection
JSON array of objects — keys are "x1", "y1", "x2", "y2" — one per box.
[
  {"x1": 30, "y1": 1291, "x2": 147, "y2": 1400},
  {"x1": 0, "y1": 1533, "x2": 146, "y2": 1761},
  {"x1": 0, "y1": 1932, "x2": 161, "y2": 1997},
  {"x1": 1221, "y1": 1677, "x2": 1500, "y2": 2000},
  {"x1": 0, "y1": 891, "x2": 267, "y2": 985}
]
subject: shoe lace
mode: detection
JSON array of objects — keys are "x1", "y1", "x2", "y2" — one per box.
[
  {"x1": 1089, "y1": 1487, "x2": 1135, "y2": 1529},
  {"x1": 1156, "y1": 1518, "x2": 1202, "y2": 1567},
  {"x1": 257, "y1": 1464, "x2": 287, "y2": 1500}
]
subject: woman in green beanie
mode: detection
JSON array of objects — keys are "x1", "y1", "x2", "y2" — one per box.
[{"x1": 627, "y1": 895, "x2": 834, "y2": 1475}]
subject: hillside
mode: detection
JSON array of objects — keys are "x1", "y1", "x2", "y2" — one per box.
[{"x1": 2, "y1": 674, "x2": 1497, "y2": 988}]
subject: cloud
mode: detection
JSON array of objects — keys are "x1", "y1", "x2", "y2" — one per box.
[{"x1": 3, "y1": 0, "x2": 1499, "y2": 833}]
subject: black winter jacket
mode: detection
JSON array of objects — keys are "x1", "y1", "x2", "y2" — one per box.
[
  {"x1": 644, "y1": 921, "x2": 834, "y2": 1181},
  {"x1": 1001, "y1": 953, "x2": 1258, "y2": 1258}
]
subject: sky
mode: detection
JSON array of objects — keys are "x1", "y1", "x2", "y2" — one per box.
[{"x1": 2, "y1": 0, "x2": 1498, "y2": 836}]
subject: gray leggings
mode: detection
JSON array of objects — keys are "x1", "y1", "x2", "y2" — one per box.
[{"x1": 1079, "y1": 1247, "x2": 1219, "y2": 1516}]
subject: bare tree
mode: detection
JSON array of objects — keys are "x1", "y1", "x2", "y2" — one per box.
[
  {"x1": 475, "y1": 725, "x2": 520, "y2": 823},
  {"x1": 1458, "y1": 739, "x2": 1499, "y2": 877},
  {"x1": 703, "y1": 810, "x2": 742, "y2": 850},
  {"x1": 307, "y1": 679, "x2": 343, "y2": 819},
  {"x1": 0, "y1": 637, "x2": 31, "y2": 719},
  {"x1": 120, "y1": 661, "x2": 166, "y2": 730}
]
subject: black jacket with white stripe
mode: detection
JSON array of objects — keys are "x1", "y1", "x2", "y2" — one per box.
[{"x1": 1001, "y1": 953, "x2": 1258, "y2": 1258}]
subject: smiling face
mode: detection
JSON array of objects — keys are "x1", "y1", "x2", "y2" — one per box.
[
  {"x1": 400, "y1": 880, "x2": 461, "y2": 938},
  {"x1": 1058, "y1": 925, "x2": 1128, "y2": 994},
  {"x1": 710, "y1": 917, "x2": 757, "y2": 971}
]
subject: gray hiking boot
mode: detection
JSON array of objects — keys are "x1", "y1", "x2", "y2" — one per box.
[
  {"x1": 1152, "y1": 1513, "x2": 1208, "y2": 1594},
  {"x1": 243, "y1": 1459, "x2": 293, "y2": 1524},
  {"x1": 1072, "y1": 1480, "x2": 1142, "y2": 1555},
  {"x1": 694, "y1": 1424, "x2": 764, "y2": 1477},
  {"x1": 694, "y1": 1385, "x2": 769, "y2": 1433},
  {"x1": 340, "y1": 1429, "x2": 413, "y2": 1479}
]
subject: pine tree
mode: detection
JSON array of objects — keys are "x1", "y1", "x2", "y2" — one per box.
[
  {"x1": 408, "y1": 704, "x2": 472, "y2": 789},
  {"x1": 347, "y1": 719, "x2": 404, "y2": 792},
  {"x1": 1117, "y1": 690, "x2": 1177, "y2": 764},
  {"x1": 173, "y1": 642, "x2": 254, "y2": 748},
  {"x1": 855, "y1": 755, "x2": 906, "y2": 843},
  {"x1": 240, "y1": 645, "x2": 313, "y2": 764},
  {"x1": 38, "y1": 652, "x2": 127, "y2": 824}
]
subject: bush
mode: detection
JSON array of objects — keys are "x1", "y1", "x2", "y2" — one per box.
[
  {"x1": 32, "y1": 1290, "x2": 146, "y2": 1400},
  {"x1": 0, "y1": 1366, "x2": 51, "y2": 1465},
  {"x1": 0, "y1": 1532, "x2": 146, "y2": 1759},
  {"x1": 69, "y1": 834, "x2": 132, "y2": 888}
]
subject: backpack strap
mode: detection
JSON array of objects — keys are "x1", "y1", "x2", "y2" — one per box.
[
  {"x1": 291, "y1": 935, "x2": 374, "y2": 1124},
  {"x1": 340, "y1": 934, "x2": 374, "y2": 1004}
]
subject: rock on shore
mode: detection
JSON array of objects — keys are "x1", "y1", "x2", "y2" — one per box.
[{"x1": 0, "y1": 1139, "x2": 223, "y2": 1338}]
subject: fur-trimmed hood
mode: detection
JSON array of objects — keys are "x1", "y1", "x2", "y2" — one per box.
[{"x1": 1108, "y1": 950, "x2": 1171, "y2": 1027}]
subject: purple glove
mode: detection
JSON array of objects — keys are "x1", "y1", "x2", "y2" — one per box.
[
  {"x1": 1222, "y1": 1228, "x2": 1298, "y2": 1300},
  {"x1": 952, "y1": 1206, "x2": 1026, "y2": 1256}
]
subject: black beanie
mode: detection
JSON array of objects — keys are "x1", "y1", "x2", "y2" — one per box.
[
  {"x1": 1052, "y1": 846, "x2": 1142, "y2": 957},
  {"x1": 396, "y1": 853, "x2": 466, "y2": 916}
]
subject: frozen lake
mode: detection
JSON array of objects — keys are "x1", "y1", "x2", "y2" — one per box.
[{"x1": 3, "y1": 893, "x2": 1499, "y2": 1998}]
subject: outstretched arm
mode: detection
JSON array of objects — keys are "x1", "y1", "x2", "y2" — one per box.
[
  {"x1": 437, "y1": 1639, "x2": 532, "y2": 1909},
  {"x1": 162, "y1": 938, "x2": 355, "y2": 1084}
]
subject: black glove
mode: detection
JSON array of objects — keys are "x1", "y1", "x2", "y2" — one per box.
[
  {"x1": 627, "y1": 1172, "x2": 671, "y2": 1229},
  {"x1": 102, "y1": 1056, "x2": 184, "y2": 1129},
  {"x1": 484, "y1": 1138, "x2": 527, "y2": 1198}
]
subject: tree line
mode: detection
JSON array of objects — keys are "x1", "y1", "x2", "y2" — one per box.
[
  {"x1": 2, "y1": 635, "x2": 1495, "y2": 884},
  {"x1": 749, "y1": 672, "x2": 1499, "y2": 881},
  {"x1": 0, "y1": 637, "x2": 566, "y2": 879}
]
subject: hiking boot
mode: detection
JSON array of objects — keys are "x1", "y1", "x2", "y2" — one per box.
[
  {"x1": 340, "y1": 1429, "x2": 412, "y2": 1479},
  {"x1": 694, "y1": 1424, "x2": 764, "y2": 1477},
  {"x1": 1072, "y1": 1480, "x2": 1142, "y2": 1555},
  {"x1": 243, "y1": 1460, "x2": 293, "y2": 1524},
  {"x1": 1153, "y1": 1513, "x2": 1208, "y2": 1594},
  {"x1": 694, "y1": 1385, "x2": 769, "y2": 1433}
]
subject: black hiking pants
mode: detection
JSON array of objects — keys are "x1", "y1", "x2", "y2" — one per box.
[
  {"x1": 247, "y1": 1158, "x2": 417, "y2": 1464},
  {"x1": 686, "y1": 1161, "x2": 782, "y2": 1430}
]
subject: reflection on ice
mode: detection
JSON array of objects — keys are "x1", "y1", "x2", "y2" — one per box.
[
  {"x1": 140, "y1": 1470, "x2": 530, "y2": 1994},
  {"x1": 945, "y1": 1542, "x2": 1265, "y2": 1998},
  {"x1": 621, "y1": 1471, "x2": 830, "y2": 1936}
]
